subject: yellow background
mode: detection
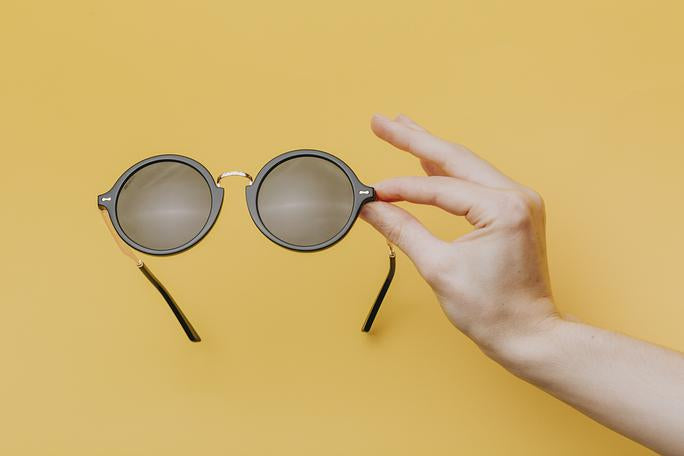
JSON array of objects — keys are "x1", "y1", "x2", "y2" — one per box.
[{"x1": 1, "y1": 1, "x2": 682, "y2": 454}]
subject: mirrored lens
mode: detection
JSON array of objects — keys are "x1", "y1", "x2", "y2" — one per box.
[
  {"x1": 256, "y1": 156, "x2": 354, "y2": 247},
  {"x1": 117, "y1": 161, "x2": 212, "y2": 251}
]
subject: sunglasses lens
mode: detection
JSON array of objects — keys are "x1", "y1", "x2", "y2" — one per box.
[
  {"x1": 256, "y1": 156, "x2": 354, "y2": 247},
  {"x1": 117, "y1": 161, "x2": 212, "y2": 251}
]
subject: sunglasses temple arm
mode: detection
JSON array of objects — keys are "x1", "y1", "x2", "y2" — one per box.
[
  {"x1": 137, "y1": 264, "x2": 201, "y2": 342},
  {"x1": 362, "y1": 240, "x2": 396, "y2": 333},
  {"x1": 99, "y1": 210, "x2": 201, "y2": 342}
]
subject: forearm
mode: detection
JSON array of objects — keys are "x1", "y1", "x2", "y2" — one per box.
[{"x1": 494, "y1": 318, "x2": 684, "y2": 454}]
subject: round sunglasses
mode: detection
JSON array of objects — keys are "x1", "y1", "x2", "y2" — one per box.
[{"x1": 97, "y1": 149, "x2": 395, "y2": 342}]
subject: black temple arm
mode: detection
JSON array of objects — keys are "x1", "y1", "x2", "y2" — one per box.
[
  {"x1": 139, "y1": 264, "x2": 201, "y2": 342},
  {"x1": 99, "y1": 209, "x2": 201, "y2": 342},
  {"x1": 362, "y1": 242, "x2": 396, "y2": 332}
]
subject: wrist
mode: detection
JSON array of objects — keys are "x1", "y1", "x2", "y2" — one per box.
[{"x1": 478, "y1": 310, "x2": 568, "y2": 380}]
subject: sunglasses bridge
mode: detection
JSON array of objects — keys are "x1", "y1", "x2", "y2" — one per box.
[{"x1": 216, "y1": 171, "x2": 254, "y2": 187}]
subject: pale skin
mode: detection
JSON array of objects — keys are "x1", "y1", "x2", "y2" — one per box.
[{"x1": 361, "y1": 113, "x2": 684, "y2": 455}]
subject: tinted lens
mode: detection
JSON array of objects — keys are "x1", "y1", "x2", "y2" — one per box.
[
  {"x1": 256, "y1": 156, "x2": 354, "y2": 247},
  {"x1": 117, "y1": 161, "x2": 213, "y2": 251}
]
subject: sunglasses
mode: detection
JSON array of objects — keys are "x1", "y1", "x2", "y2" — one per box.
[{"x1": 97, "y1": 149, "x2": 395, "y2": 342}]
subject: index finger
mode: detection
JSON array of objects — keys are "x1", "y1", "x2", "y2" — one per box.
[{"x1": 371, "y1": 114, "x2": 518, "y2": 189}]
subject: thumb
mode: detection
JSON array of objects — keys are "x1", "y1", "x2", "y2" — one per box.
[{"x1": 360, "y1": 201, "x2": 442, "y2": 272}]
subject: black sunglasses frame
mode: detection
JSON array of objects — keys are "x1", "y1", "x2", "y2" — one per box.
[
  {"x1": 246, "y1": 149, "x2": 375, "y2": 252},
  {"x1": 99, "y1": 150, "x2": 376, "y2": 254},
  {"x1": 97, "y1": 149, "x2": 394, "y2": 342},
  {"x1": 98, "y1": 154, "x2": 223, "y2": 256}
]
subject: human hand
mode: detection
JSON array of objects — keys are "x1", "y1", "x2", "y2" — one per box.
[
  {"x1": 362, "y1": 114, "x2": 684, "y2": 455},
  {"x1": 361, "y1": 114, "x2": 559, "y2": 366}
]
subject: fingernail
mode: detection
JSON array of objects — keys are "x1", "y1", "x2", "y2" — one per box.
[{"x1": 372, "y1": 113, "x2": 390, "y2": 122}]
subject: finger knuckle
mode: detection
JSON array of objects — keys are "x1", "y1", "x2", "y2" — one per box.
[
  {"x1": 522, "y1": 187, "x2": 545, "y2": 211},
  {"x1": 501, "y1": 190, "x2": 535, "y2": 228}
]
